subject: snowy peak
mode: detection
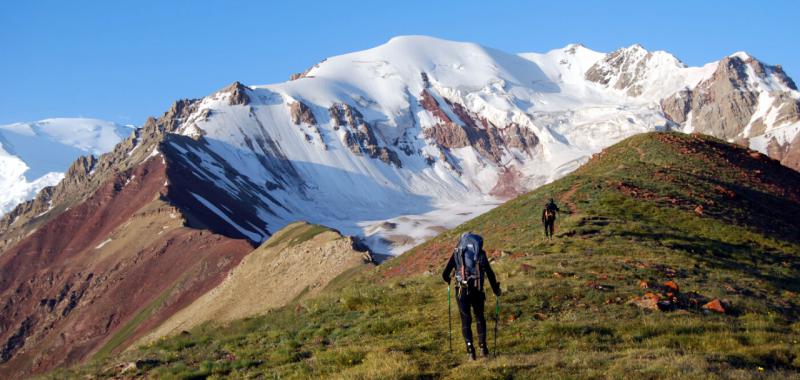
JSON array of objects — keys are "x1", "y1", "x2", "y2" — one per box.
[
  {"x1": 295, "y1": 34, "x2": 556, "y2": 102},
  {"x1": 729, "y1": 51, "x2": 753, "y2": 60},
  {"x1": 0, "y1": 118, "x2": 132, "y2": 214},
  {"x1": 518, "y1": 43, "x2": 605, "y2": 85},
  {"x1": 217, "y1": 81, "x2": 253, "y2": 106},
  {"x1": 722, "y1": 52, "x2": 797, "y2": 91},
  {"x1": 585, "y1": 44, "x2": 686, "y2": 98},
  {"x1": 0, "y1": 118, "x2": 132, "y2": 155}
]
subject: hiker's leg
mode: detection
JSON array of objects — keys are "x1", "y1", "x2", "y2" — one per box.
[
  {"x1": 473, "y1": 291, "x2": 487, "y2": 346},
  {"x1": 543, "y1": 223, "x2": 549, "y2": 238},
  {"x1": 457, "y1": 289, "x2": 474, "y2": 344}
]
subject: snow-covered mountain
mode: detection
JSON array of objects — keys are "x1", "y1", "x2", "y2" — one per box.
[
  {"x1": 0, "y1": 118, "x2": 132, "y2": 214},
  {"x1": 3, "y1": 36, "x2": 799, "y2": 256},
  {"x1": 160, "y1": 36, "x2": 799, "y2": 254}
]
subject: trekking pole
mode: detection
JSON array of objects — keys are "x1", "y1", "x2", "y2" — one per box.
[
  {"x1": 448, "y1": 284, "x2": 452, "y2": 352},
  {"x1": 494, "y1": 295, "x2": 500, "y2": 357}
]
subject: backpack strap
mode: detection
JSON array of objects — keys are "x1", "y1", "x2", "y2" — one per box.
[
  {"x1": 453, "y1": 246, "x2": 464, "y2": 285},
  {"x1": 460, "y1": 249, "x2": 466, "y2": 285},
  {"x1": 477, "y1": 250, "x2": 483, "y2": 291}
]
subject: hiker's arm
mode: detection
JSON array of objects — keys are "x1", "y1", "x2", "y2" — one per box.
[
  {"x1": 442, "y1": 254, "x2": 455, "y2": 283},
  {"x1": 482, "y1": 253, "x2": 501, "y2": 296}
]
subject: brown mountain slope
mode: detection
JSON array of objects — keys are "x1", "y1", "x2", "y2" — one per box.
[
  {"x1": 0, "y1": 154, "x2": 254, "y2": 378},
  {"x1": 138, "y1": 222, "x2": 372, "y2": 345}
]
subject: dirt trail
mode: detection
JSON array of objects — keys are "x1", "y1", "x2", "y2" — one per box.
[
  {"x1": 558, "y1": 183, "x2": 581, "y2": 214},
  {"x1": 635, "y1": 146, "x2": 646, "y2": 160}
]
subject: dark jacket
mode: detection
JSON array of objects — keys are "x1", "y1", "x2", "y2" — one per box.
[
  {"x1": 442, "y1": 250, "x2": 501, "y2": 296},
  {"x1": 542, "y1": 201, "x2": 560, "y2": 222}
]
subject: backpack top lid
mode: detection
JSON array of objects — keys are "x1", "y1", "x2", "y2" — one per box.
[{"x1": 459, "y1": 232, "x2": 483, "y2": 253}]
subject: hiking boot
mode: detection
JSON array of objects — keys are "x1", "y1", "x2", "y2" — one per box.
[
  {"x1": 466, "y1": 342, "x2": 476, "y2": 361},
  {"x1": 479, "y1": 342, "x2": 489, "y2": 357}
]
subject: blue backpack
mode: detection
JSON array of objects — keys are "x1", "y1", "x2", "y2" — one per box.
[{"x1": 454, "y1": 233, "x2": 484, "y2": 288}]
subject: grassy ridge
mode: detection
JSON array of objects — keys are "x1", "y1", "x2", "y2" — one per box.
[{"x1": 46, "y1": 133, "x2": 800, "y2": 379}]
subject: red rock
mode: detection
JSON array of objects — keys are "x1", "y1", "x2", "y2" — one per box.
[
  {"x1": 694, "y1": 205, "x2": 704, "y2": 215},
  {"x1": 663, "y1": 280, "x2": 680, "y2": 292},
  {"x1": 630, "y1": 294, "x2": 659, "y2": 310},
  {"x1": 638, "y1": 280, "x2": 649, "y2": 289},
  {"x1": 703, "y1": 299, "x2": 726, "y2": 314}
]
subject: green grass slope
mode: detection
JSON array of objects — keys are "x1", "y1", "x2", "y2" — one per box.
[{"x1": 46, "y1": 133, "x2": 800, "y2": 379}]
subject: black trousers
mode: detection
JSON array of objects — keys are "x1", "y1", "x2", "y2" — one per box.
[
  {"x1": 544, "y1": 220, "x2": 555, "y2": 238},
  {"x1": 456, "y1": 286, "x2": 486, "y2": 346}
]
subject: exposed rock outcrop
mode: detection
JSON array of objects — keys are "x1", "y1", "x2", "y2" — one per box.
[
  {"x1": 328, "y1": 103, "x2": 401, "y2": 167},
  {"x1": 219, "y1": 81, "x2": 251, "y2": 106},
  {"x1": 660, "y1": 88, "x2": 693, "y2": 125},
  {"x1": 289, "y1": 101, "x2": 317, "y2": 125},
  {"x1": 771, "y1": 94, "x2": 800, "y2": 126},
  {"x1": 777, "y1": 132, "x2": 800, "y2": 171},
  {"x1": 289, "y1": 58, "x2": 326, "y2": 81},
  {"x1": 419, "y1": 89, "x2": 539, "y2": 164},
  {"x1": 585, "y1": 45, "x2": 671, "y2": 97}
]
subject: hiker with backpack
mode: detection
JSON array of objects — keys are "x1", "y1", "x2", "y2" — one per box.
[
  {"x1": 442, "y1": 232, "x2": 501, "y2": 360},
  {"x1": 542, "y1": 198, "x2": 560, "y2": 239}
]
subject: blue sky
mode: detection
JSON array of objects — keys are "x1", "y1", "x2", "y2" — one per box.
[{"x1": 1, "y1": 0, "x2": 798, "y2": 125}]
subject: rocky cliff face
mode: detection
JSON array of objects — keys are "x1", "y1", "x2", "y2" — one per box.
[
  {"x1": 768, "y1": 131, "x2": 800, "y2": 170},
  {"x1": 419, "y1": 89, "x2": 539, "y2": 165},
  {"x1": 658, "y1": 54, "x2": 800, "y2": 169},
  {"x1": 585, "y1": 44, "x2": 686, "y2": 97},
  {"x1": 663, "y1": 56, "x2": 759, "y2": 140},
  {"x1": 586, "y1": 45, "x2": 654, "y2": 97},
  {"x1": 328, "y1": 103, "x2": 401, "y2": 166}
]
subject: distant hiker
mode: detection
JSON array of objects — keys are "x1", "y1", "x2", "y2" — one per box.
[
  {"x1": 542, "y1": 198, "x2": 560, "y2": 239},
  {"x1": 442, "y1": 232, "x2": 501, "y2": 360}
]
